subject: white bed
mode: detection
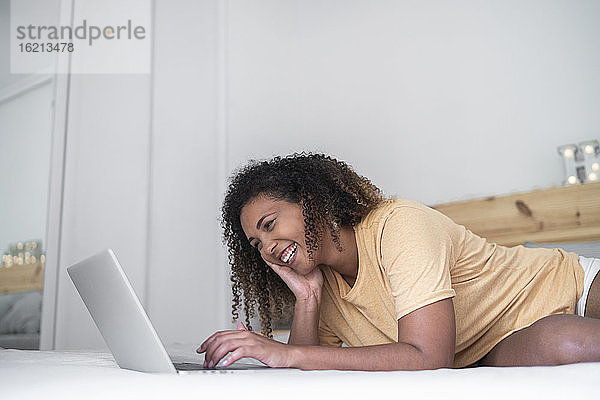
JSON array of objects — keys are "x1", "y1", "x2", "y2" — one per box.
[{"x1": 1, "y1": 347, "x2": 599, "y2": 400}]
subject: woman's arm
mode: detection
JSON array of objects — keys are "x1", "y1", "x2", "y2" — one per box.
[
  {"x1": 292, "y1": 297, "x2": 456, "y2": 370},
  {"x1": 198, "y1": 297, "x2": 455, "y2": 371},
  {"x1": 262, "y1": 260, "x2": 324, "y2": 346},
  {"x1": 287, "y1": 297, "x2": 321, "y2": 345},
  {"x1": 291, "y1": 342, "x2": 429, "y2": 371}
]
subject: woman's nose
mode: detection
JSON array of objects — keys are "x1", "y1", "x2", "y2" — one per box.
[{"x1": 263, "y1": 240, "x2": 277, "y2": 257}]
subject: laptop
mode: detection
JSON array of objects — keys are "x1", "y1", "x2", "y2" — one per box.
[{"x1": 67, "y1": 248, "x2": 270, "y2": 374}]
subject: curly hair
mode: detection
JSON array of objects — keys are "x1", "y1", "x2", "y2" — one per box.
[{"x1": 221, "y1": 152, "x2": 385, "y2": 337}]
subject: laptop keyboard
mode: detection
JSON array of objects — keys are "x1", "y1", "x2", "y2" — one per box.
[
  {"x1": 174, "y1": 362, "x2": 234, "y2": 373},
  {"x1": 174, "y1": 362, "x2": 268, "y2": 372}
]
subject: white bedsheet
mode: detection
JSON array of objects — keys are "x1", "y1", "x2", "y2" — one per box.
[{"x1": 1, "y1": 348, "x2": 599, "y2": 399}]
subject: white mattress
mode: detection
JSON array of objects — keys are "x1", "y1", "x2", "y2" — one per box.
[{"x1": 1, "y1": 348, "x2": 599, "y2": 399}]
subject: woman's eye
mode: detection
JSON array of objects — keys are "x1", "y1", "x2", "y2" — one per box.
[{"x1": 250, "y1": 219, "x2": 274, "y2": 249}]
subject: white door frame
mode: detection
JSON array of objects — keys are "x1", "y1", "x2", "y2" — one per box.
[{"x1": 39, "y1": 0, "x2": 73, "y2": 350}]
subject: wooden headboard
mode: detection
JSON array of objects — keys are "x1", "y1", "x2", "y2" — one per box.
[{"x1": 432, "y1": 182, "x2": 600, "y2": 247}]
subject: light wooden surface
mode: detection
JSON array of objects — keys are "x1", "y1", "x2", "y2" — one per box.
[
  {"x1": 0, "y1": 263, "x2": 44, "y2": 294},
  {"x1": 432, "y1": 182, "x2": 600, "y2": 247}
]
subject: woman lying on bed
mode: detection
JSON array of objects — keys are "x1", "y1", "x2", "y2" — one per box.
[{"x1": 197, "y1": 153, "x2": 600, "y2": 370}]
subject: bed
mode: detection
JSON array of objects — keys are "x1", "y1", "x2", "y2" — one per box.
[
  {"x1": 1, "y1": 183, "x2": 599, "y2": 398},
  {"x1": 1, "y1": 347, "x2": 599, "y2": 399}
]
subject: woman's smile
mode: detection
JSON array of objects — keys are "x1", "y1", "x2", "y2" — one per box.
[{"x1": 280, "y1": 242, "x2": 298, "y2": 264}]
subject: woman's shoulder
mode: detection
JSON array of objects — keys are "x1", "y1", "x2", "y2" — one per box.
[{"x1": 360, "y1": 197, "x2": 433, "y2": 227}]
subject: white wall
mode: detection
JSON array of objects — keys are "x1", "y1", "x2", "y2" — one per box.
[
  {"x1": 226, "y1": 0, "x2": 600, "y2": 205},
  {"x1": 147, "y1": 0, "x2": 226, "y2": 348},
  {"x1": 47, "y1": 0, "x2": 600, "y2": 350}
]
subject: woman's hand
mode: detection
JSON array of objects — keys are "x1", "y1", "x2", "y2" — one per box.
[
  {"x1": 263, "y1": 259, "x2": 323, "y2": 304},
  {"x1": 264, "y1": 259, "x2": 323, "y2": 345},
  {"x1": 197, "y1": 322, "x2": 297, "y2": 368}
]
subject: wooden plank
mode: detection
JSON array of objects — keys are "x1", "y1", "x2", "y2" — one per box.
[
  {"x1": 432, "y1": 182, "x2": 600, "y2": 246},
  {"x1": 0, "y1": 263, "x2": 44, "y2": 294}
]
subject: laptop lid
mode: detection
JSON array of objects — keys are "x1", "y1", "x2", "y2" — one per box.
[{"x1": 67, "y1": 249, "x2": 177, "y2": 373}]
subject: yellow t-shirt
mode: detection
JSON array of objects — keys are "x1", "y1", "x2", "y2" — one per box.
[{"x1": 318, "y1": 198, "x2": 584, "y2": 368}]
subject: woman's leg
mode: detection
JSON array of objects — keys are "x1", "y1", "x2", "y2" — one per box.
[{"x1": 478, "y1": 314, "x2": 600, "y2": 367}]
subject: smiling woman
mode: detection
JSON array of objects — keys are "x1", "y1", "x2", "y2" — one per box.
[
  {"x1": 198, "y1": 153, "x2": 600, "y2": 371},
  {"x1": 221, "y1": 153, "x2": 384, "y2": 337}
]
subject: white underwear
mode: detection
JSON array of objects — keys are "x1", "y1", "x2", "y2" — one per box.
[{"x1": 576, "y1": 256, "x2": 600, "y2": 317}]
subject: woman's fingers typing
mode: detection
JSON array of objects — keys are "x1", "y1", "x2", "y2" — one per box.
[
  {"x1": 196, "y1": 322, "x2": 248, "y2": 354},
  {"x1": 221, "y1": 347, "x2": 245, "y2": 367},
  {"x1": 205, "y1": 336, "x2": 247, "y2": 368},
  {"x1": 196, "y1": 329, "x2": 240, "y2": 354},
  {"x1": 199, "y1": 330, "x2": 249, "y2": 367},
  {"x1": 197, "y1": 325, "x2": 293, "y2": 368}
]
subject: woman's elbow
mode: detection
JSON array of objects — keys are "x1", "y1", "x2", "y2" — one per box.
[
  {"x1": 417, "y1": 348, "x2": 454, "y2": 370},
  {"x1": 427, "y1": 352, "x2": 455, "y2": 370}
]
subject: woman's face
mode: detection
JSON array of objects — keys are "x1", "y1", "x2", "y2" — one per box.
[{"x1": 240, "y1": 194, "x2": 318, "y2": 275}]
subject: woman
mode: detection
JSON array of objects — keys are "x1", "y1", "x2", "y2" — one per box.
[{"x1": 197, "y1": 153, "x2": 600, "y2": 370}]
